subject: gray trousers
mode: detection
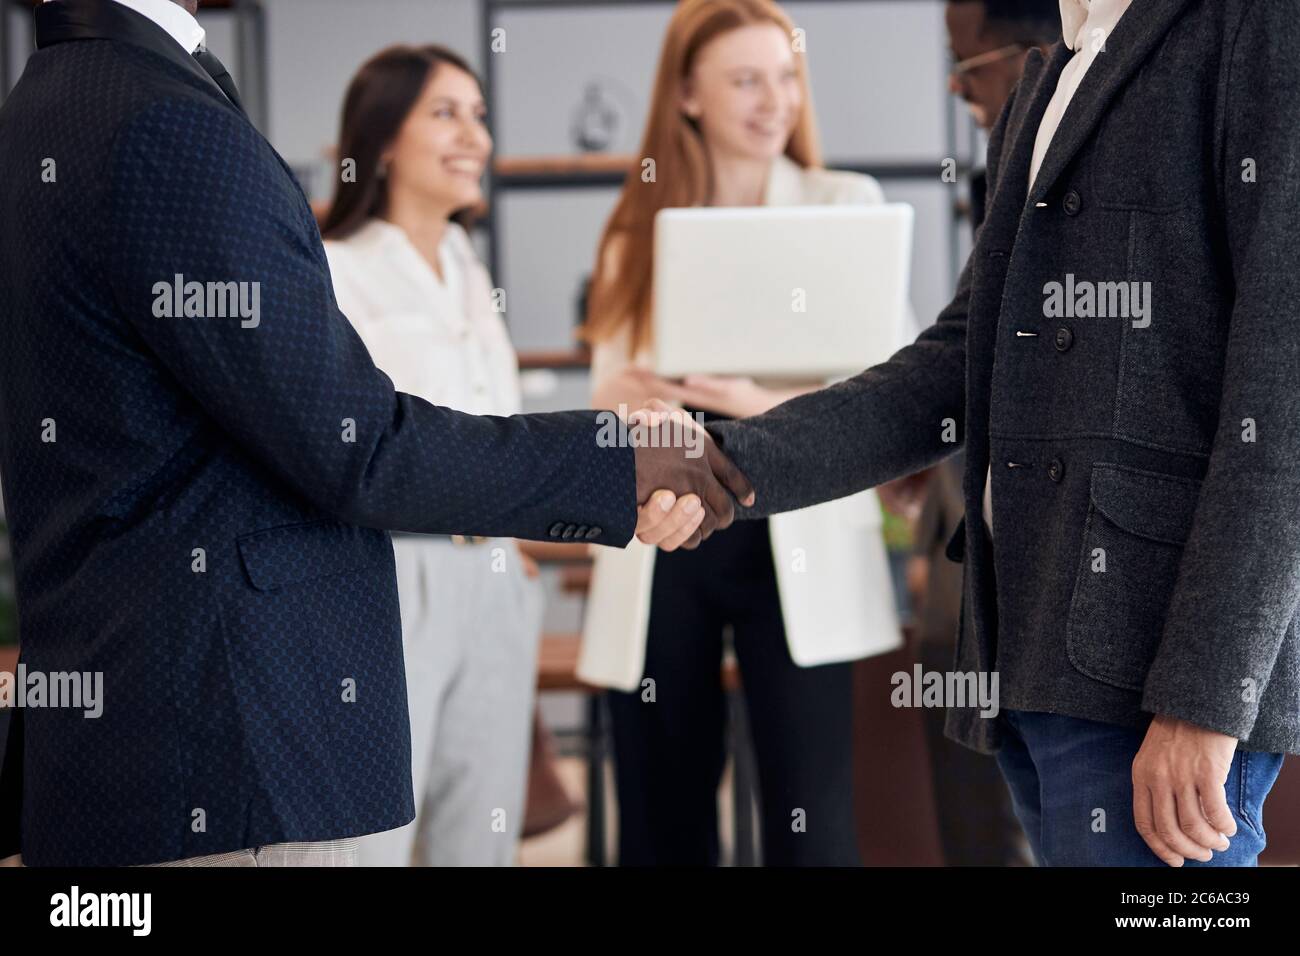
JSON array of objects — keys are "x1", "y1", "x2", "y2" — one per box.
[
  {"x1": 357, "y1": 536, "x2": 542, "y2": 866},
  {"x1": 145, "y1": 840, "x2": 359, "y2": 867}
]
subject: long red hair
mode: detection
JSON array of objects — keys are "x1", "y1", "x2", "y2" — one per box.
[{"x1": 581, "y1": 0, "x2": 822, "y2": 356}]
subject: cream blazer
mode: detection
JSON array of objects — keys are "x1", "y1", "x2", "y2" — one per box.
[{"x1": 578, "y1": 155, "x2": 909, "y2": 690}]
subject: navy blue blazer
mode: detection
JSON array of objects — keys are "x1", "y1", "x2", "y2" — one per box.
[{"x1": 0, "y1": 0, "x2": 635, "y2": 866}]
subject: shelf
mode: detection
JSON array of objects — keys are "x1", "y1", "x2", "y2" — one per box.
[
  {"x1": 495, "y1": 154, "x2": 635, "y2": 177},
  {"x1": 492, "y1": 157, "x2": 974, "y2": 194},
  {"x1": 517, "y1": 347, "x2": 591, "y2": 370},
  {"x1": 10, "y1": 0, "x2": 241, "y2": 6},
  {"x1": 493, "y1": 154, "x2": 635, "y2": 189}
]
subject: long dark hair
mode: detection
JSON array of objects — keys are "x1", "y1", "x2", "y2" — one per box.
[{"x1": 320, "y1": 44, "x2": 484, "y2": 241}]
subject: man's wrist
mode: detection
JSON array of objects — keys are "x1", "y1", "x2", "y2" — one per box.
[{"x1": 1151, "y1": 711, "x2": 1239, "y2": 745}]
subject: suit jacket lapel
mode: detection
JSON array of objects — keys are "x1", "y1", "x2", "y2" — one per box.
[
  {"x1": 993, "y1": 43, "x2": 1070, "y2": 218},
  {"x1": 34, "y1": 0, "x2": 231, "y2": 108},
  {"x1": 963, "y1": 46, "x2": 1066, "y2": 444},
  {"x1": 1027, "y1": 0, "x2": 1195, "y2": 204}
]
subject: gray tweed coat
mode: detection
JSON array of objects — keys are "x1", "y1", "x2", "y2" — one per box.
[{"x1": 710, "y1": 0, "x2": 1300, "y2": 755}]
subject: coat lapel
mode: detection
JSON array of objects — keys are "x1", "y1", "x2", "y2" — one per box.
[
  {"x1": 962, "y1": 46, "x2": 1066, "y2": 444},
  {"x1": 762, "y1": 154, "x2": 804, "y2": 206},
  {"x1": 1026, "y1": 0, "x2": 1195, "y2": 204},
  {"x1": 34, "y1": 0, "x2": 231, "y2": 108},
  {"x1": 992, "y1": 42, "x2": 1071, "y2": 218}
]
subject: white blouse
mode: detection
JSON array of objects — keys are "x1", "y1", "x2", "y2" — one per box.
[{"x1": 324, "y1": 218, "x2": 522, "y2": 418}]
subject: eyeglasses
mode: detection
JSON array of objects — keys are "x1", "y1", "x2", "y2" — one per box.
[{"x1": 950, "y1": 44, "x2": 1027, "y2": 79}]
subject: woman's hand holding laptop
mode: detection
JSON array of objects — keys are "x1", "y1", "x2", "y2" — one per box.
[
  {"x1": 657, "y1": 374, "x2": 820, "y2": 419},
  {"x1": 608, "y1": 367, "x2": 818, "y2": 420}
]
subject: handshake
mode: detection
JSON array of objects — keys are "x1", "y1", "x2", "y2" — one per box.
[{"x1": 628, "y1": 399, "x2": 756, "y2": 551}]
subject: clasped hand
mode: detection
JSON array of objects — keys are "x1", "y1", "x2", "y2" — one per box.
[{"x1": 629, "y1": 398, "x2": 755, "y2": 551}]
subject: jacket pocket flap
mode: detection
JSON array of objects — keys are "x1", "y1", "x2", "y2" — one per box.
[
  {"x1": 236, "y1": 520, "x2": 386, "y2": 592},
  {"x1": 1090, "y1": 465, "x2": 1201, "y2": 546}
]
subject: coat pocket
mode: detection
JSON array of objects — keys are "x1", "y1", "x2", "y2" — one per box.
[
  {"x1": 1065, "y1": 464, "x2": 1202, "y2": 690},
  {"x1": 236, "y1": 519, "x2": 389, "y2": 592}
]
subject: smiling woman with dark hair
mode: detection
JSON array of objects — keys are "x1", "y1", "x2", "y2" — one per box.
[{"x1": 322, "y1": 45, "x2": 545, "y2": 867}]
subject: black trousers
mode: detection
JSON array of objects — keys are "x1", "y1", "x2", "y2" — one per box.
[{"x1": 607, "y1": 518, "x2": 861, "y2": 866}]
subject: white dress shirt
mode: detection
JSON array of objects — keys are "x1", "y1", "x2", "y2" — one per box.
[
  {"x1": 46, "y1": 0, "x2": 207, "y2": 54},
  {"x1": 324, "y1": 219, "x2": 522, "y2": 418},
  {"x1": 1029, "y1": 0, "x2": 1134, "y2": 191},
  {"x1": 983, "y1": 0, "x2": 1134, "y2": 534}
]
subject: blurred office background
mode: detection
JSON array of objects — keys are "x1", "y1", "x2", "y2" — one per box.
[
  {"x1": 2, "y1": 0, "x2": 1294, "y2": 866},
  {"x1": 6, "y1": 0, "x2": 979, "y2": 360}
]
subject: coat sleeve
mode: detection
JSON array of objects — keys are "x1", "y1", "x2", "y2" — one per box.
[
  {"x1": 704, "y1": 82, "x2": 1020, "y2": 519},
  {"x1": 104, "y1": 99, "x2": 636, "y2": 544},
  {"x1": 704, "y1": 265, "x2": 968, "y2": 519},
  {"x1": 1141, "y1": 0, "x2": 1300, "y2": 741}
]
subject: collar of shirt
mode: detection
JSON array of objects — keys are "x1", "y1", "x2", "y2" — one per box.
[
  {"x1": 349, "y1": 218, "x2": 466, "y2": 314},
  {"x1": 355, "y1": 218, "x2": 457, "y2": 277},
  {"x1": 1059, "y1": 0, "x2": 1131, "y2": 53},
  {"x1": 45, "y1": 0, "x2": 206, "y2": 54}
]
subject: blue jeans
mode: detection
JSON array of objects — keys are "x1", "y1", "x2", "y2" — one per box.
[{"x1": 995, "y1": 710, "x2": 1285, "y2": 866}]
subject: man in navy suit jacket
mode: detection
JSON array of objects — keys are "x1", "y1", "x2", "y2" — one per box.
[{"x1": 0, "y1": 0, "x2": 750, "y2": 866}]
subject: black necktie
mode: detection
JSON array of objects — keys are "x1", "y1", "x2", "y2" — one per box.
[{"x1": 192, "y1": 46, "x2": 244, "y2": 112}]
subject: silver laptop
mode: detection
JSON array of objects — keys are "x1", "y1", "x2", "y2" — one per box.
[{"x1": 653, "y1": 204, "x2": 913, "y2": 378}]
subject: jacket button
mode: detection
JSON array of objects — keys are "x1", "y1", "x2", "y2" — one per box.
[
  {"x1": 561, "y1": 523, "x2": 577, "y2": 539},
  {"x1": 548, "y1": 522, "x2": 565, "y2": 538},
  {"x1": 585, "y1": 526, "x2": 602, "y2": 540},
  {"x1": 574, "y1": 525, "x2": 588, "y2": 538},
  {"x1": 1054, "y1": 326, "x2": 1074, "y2": 352},
  {"x1": 1063, "y1": 190, "x2": 1082, "y2": 216},
  {"x1": 1047, "y1": 458, "x2": 1065, "y2": 482}
]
